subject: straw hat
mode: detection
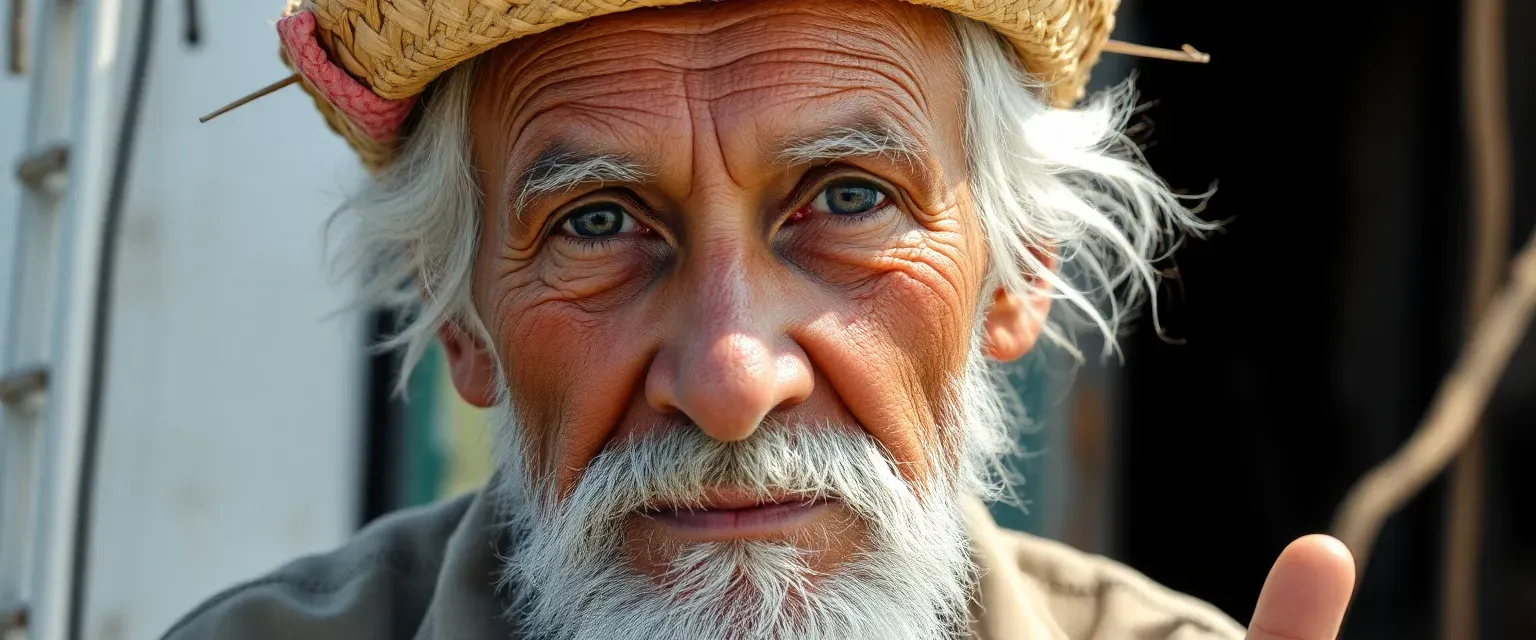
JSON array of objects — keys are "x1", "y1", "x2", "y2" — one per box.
[{"x1": 267, "y1": 0, "x2": 1130, "y2": 170}]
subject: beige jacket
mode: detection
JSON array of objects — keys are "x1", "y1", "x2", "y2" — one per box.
[{"x1": 163, "y1": 490, "x2": 1246, "y2": 640}]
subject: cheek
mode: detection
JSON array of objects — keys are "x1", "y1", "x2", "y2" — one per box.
[
  {"x1": 480, "y1": 241, "x2": 668, "y2": 488},
  {"x1": 856, "y1": 265, "x2": 978, "y2": 455},
  {"x1": 497, "y1": 301, "x2": 656, "y2": 491},
  {"x1": 488, "y1": 238, "x2": 669, "y2": 311},
  {"x1": 790, "y1": 213, "x2": 984, "y2": 481},
  {"x1": 788, "y1": 207, "x2": 977, "y2": 317},
  {"x1": 793, "y1": 212, "x2": 980, "y2": 373}
]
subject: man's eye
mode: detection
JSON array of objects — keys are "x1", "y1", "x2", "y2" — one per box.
[
  {"x1": 558, "y1": 204, "x2": 640, "y2": 238},
  {"x1": 810, "y1": 180, "x2": 888, "y2": 216}
]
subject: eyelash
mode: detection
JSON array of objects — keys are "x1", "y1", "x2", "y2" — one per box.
[
  {"x1": 547, "y1": 196, "x2": 650, "y2": 248},
  {"x1": 792, "y1": 176, "x2": 899, "y2": 226},
  {"x1": 824, "y1": 200, "x2": 894, "y2": 225},
  {"x1": 563, "y1": 236, "x2": 620, "y2": 250}
]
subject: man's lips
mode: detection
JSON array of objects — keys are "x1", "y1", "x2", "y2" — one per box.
[{"x1": 644, "y1": 490, "x2": 833, "y2": 541}]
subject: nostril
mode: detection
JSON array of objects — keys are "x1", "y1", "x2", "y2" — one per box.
[
  {"x1": 770, "y1": 350, "x2": 814, "y2": 408},
  {"x1": 642, "y1": 350, "x2": 684, "y2": 416},
  {"x1": 770, "y1": 398, "x2": 799, "y2": 415}
]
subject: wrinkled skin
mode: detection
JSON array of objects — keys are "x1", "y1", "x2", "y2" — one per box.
[
  {"x1": 437, "y1": 0, "x2": 1361, "y2": 635},
  {"x1": 440, "y1": 0, "x2": 1045, "y2": 579}
]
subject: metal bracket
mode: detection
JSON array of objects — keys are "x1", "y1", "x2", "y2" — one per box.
[
  {"x1": 0, "y1": 366, "x2": 47, "y2": 407},
  {"x1": 15, "y1": 144, "x2": 67, "y2": 197}
]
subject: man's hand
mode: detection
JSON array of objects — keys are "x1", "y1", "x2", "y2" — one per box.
[{"x1": 1246, "y1": 535, "x2": 1357, "y2": 640}]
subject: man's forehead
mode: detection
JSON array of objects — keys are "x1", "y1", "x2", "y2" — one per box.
[
  {"x1": 467, "y1": 0, "x2": 957, "y2": 112},
  {"x1": 468, "y1": 0, "x2": 963, "y2": 188}
]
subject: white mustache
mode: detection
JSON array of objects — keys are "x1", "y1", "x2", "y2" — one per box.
[
  {"x1": 562, "y1": 420, "x2": 927, "y2": 512},
  {"x1": 525, "y1": 420, "x2": 941, "y2": 548}
]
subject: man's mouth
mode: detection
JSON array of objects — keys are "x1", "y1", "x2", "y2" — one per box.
[{"x1": 644, "y1": 489, "x2": 833, "y2": 540}]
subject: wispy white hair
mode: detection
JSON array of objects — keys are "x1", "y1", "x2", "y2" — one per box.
[
  {"x1": 948, "y1": 17, "x2": 1210, "y2": 354},
  {"x1": 330, "y1": 16, "x2": 1207, "y2": 388},
  {"x1": 329, "y1": 59, "x2": 487, "y2": 381}
]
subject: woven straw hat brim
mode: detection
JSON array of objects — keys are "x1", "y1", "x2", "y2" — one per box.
[{"x1": 283, "y1": 0, "x2": 1118, "y2": 169}]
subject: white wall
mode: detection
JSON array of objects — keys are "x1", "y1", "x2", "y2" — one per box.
[{"x1": 79, "y1": 4, "x2": 364, "y2": 639}]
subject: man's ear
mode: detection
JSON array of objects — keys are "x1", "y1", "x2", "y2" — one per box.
[
  {"x1": 439, "y1": 322, "x2": 498, "y2": 408},
  {"x1": 984, "y1": 287, "x2": 1052, "y2": 362}
]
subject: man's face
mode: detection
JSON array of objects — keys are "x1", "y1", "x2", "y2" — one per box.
[{"x1": 442, "y1": 0, "x2": 1045, "y2": 634}]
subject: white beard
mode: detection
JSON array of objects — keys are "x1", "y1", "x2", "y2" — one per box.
[{"x1": 491, "y1": 341, "x2": 1016, "y2": 640}]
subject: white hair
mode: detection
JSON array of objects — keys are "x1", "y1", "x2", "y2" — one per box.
[
  {"x1": 331, "y1": 17, "x2": 1206, "y2": 388},
  {"x1": 949, "y1": 18, "x2": 1211, "y2": 354}
]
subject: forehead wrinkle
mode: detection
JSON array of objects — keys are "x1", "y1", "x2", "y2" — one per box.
[
  {"x1": 503, "y1": 49, "x2": 915, "y2": 124},
  {"x1": 686, "y1": 48, "x2": 933, "y2": 129},
  {"x1": 800, "y1": 27, "x2": 939, "y2": 115},
  {"x1": 519, "y1": 5, "x2": 886, "y2": 60},
  {"x1": 479, "y1": 6, "x2": 946, "y2": 133},
  {"x1": 704, "y1": 52, "x2": 922, "y2": 102},
  {"x1": 478, "y1": 49, "x2": 681, "y2": 157},
  {"x1": 497, "y1": 67, "x2": 684, "y2": 139},
  {"x1": 706, "y1": 83, "x2": 929, "y2": 139},
  {"x1": 489, "y1": 4, "x2": 946, "y2": 94},
  {"x1": 698, "y1": 102, "x2": 747, "y2": 194},
  {"x1": 515, "y1": 54, "x2": 690, "y2": 100}
]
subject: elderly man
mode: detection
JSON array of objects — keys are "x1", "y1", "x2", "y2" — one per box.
[{"x1": 170, "y1": 0, "x2": 1356, "y2": 638}]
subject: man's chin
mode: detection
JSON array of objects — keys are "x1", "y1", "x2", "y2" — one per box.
[{"x1": 624, "y1": 498, "x2": 871, "y2": 579}]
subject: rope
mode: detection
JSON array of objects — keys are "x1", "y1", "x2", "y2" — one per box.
[
  {"x1": 1441, "y1": 0, "x2": 1511, "y2": 635},
  {"x1": 1330, "y1": 229, "x2": 1534, "y2": 581}
]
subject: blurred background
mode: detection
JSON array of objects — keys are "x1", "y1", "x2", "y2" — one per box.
[{"x1": 0, "y1": 0, "x2": 1531, "y2": 638}]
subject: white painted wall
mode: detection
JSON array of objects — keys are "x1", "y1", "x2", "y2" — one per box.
[{"x1": 77, "y1": 3, "x2": 364, "y2": 639}]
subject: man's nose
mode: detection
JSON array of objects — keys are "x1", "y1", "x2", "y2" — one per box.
[{"x1": 644, "y1": 252, "x2": 814, "y2": 442}]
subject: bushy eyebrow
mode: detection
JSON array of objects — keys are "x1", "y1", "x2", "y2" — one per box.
[
  {"x1": 505, "y1": 145, "x2": 650, "y2": 219},
  {"x1": 776, "y1": 118, "x2": 924, "y2": 168}
]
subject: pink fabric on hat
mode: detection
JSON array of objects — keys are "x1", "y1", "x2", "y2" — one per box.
[{"x1": 277, "y1": 11, "x2": 416, "y2": 142}]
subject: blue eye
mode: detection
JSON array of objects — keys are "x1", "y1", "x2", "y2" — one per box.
[
  {"x1": 559, "y1": 204, "x2": 637, "y2": 238},
  {"x1": 810, "y1": 181, "x2": 888, "y2": 216}
]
